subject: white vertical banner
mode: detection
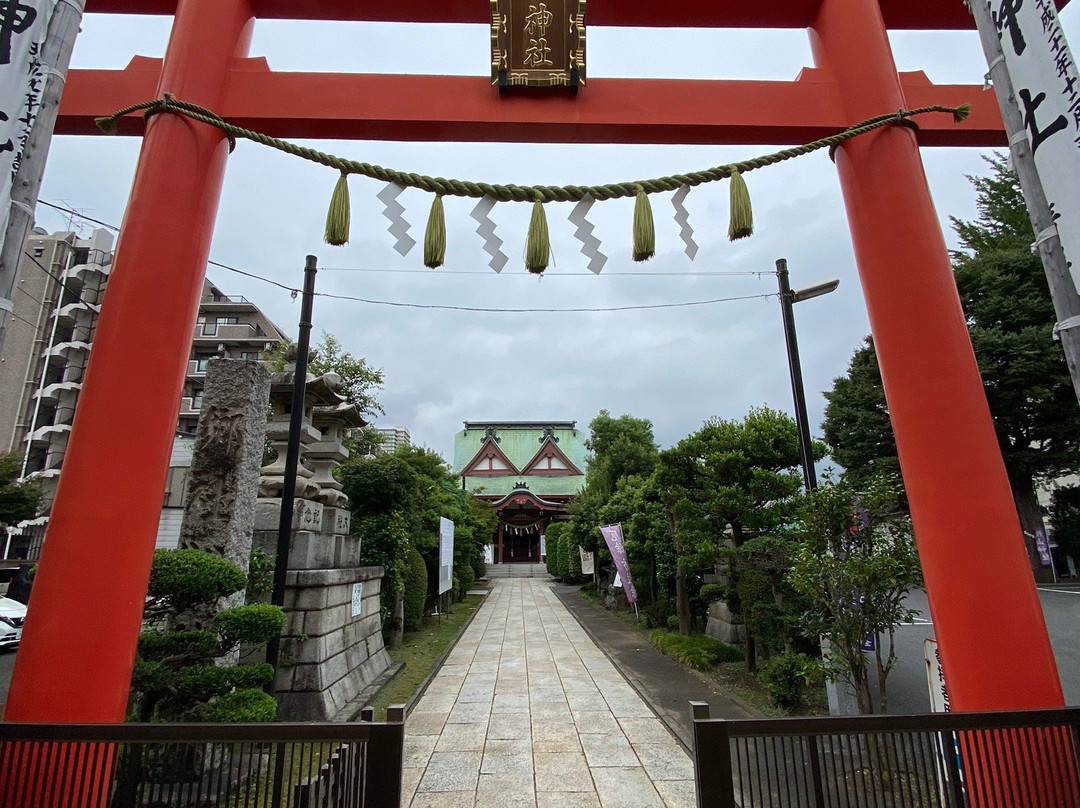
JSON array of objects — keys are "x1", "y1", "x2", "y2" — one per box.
[
  {"x1": 438, "y1": 516, "x2": 455, "y2": 595},
  {"x1": 988, "y1": 0, "x2": 1080, "y2": 288},
  {"x1": 0, "y1": 0, "x2": 52, "y2": 237}
]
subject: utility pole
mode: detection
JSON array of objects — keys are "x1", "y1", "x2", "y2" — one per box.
[
  {"x1": 0, "y1": 0, "x2": 86, "y2": 356},
  {"x1": 266, "y1": 255, "x2": 317, "y2": 684},
  {"x1": 968, "y1": 0, "x2": 1080, "y2": 406}
]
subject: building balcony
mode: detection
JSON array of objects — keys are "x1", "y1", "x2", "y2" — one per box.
[
  {"x1": 179, "y1": 396, "x2": 203, "y2": 416},
  {"x1": 43, "y1": 340, "x2": 92, "y2": 359},
  {"x1": 34, "y1": 381, "x2": 82, "y2": 403},
  {"x1": 192, "y1": 322, "x2": 264, "y2": 342},
  {"x1": 26, "y1": 423, "x2": 71, "y2": 446},
  {"x1": 53, "y1": 300, "x2": 99, "y2": 323},
  {"x1": 200, "y1": 294, "x2": 254, "y2": 307}
]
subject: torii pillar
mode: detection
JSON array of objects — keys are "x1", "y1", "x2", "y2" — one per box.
[
  {"x1": 4, "y1": 0, "x2": 255, "y2": 722},
  {"x1": 811, "y1": 0, "x2": 1063, "y2": 712}
]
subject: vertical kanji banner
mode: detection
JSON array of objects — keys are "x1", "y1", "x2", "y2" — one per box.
[
  {"x1": 0, "y1": 0, "x2": 50, "y2": 236},
  {"x1": 988, "y1": 0, "x2": 1080, "y2": 288},
  {"x1": 599, "y1": 523, "x2": 637, "y2": 604}
]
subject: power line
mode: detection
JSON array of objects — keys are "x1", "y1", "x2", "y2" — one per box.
[
  {"x1": 36, "y1": 198, "x2": 779, "y2": 313},
  {"x1": 22, "y1": 250, "x2": 94, "y2": 312},
  {"x1": 319, "y1": 266, "x2": 768, "y2": 277},
  {"x1": 2, "y1": 303, "x2": 45, "y2": 332},
  {"x1": 312, "y1": 290, "x2": 775, "y2": 313}
]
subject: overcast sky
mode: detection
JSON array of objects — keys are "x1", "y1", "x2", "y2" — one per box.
[{"x1": 31, "y1": 10, "x2": 1080, "y2": 465}]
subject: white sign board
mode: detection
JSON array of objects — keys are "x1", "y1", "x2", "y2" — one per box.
[
  {"x1": 0, "y1": 0, "x2": 50, "y2": 242},
  {"x1": 540, "y1": 534, "x2": 546, "y2": 557},
  {"x1": 438, "y1": 516, "x2": 455, "y2": 594},
  {"x1": 579, "y1": 547, "x2": 595, "y2": 575},
  {"x1": 351, "y1": 582, "x2": 364, "y2": 617},
  {"x1": 484, "y1": 544, "x2": 494, "y2": 565},
  {"x1": 988, "y1": 0, "x2": 1080, "y2": 289}
]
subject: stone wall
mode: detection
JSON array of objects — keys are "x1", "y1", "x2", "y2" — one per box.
[
  {"x1": 253, "y1": 498, "x2": 391, "y2": 721},
  {"x1": 275, "y1": 566, "x2": 390, "y2": 721}
]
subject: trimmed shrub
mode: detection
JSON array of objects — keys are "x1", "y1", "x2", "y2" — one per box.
[
  {"x1": 560, "y1": 532, "x2": 581, "y2": 584},
  {"x1": 648, "y1": 630, "x2": 743, "y2": 670},
  {"x1": 402, "y1": 544, "x2": 428, "y2": 631},
  {"x1": 457, "y1": 562, "x2": 475, "y2": 599},
  {"x1": 212, "y1": 603, "x2": 285, "y2": 646},
  {"x1": 699, "y1": 583, "x2": 726, "y2": 605},
  {"x1": 761, "y1": 651, "x2": 817, "y2": 712},
  {"x1": 472, "y1": 557, "x2": 487, "y2": 580},
  {"x1": 205, "y1": 689, "x2": 277, "y2": 723},
  {"x1": 148, "y1": 549, "x2": 246, "y2": 611},
  {"x1": 546, "y1": 530, "x2": 563, "y2": 577}
]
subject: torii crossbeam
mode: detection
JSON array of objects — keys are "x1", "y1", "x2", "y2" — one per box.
[{"x1": 5, "y1": 0, "x2": 1068, "y2": 745}]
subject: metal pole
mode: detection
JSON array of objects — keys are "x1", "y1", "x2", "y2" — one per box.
[
  {"x1": 0, "y1": 0, "x2": 86, "y2": 356},
  {"x1": 777, "y1": 259, "x2": 817, "y2": 491},
  {"x1": 967, "y1": 0, "x2": 1080, "y2": 407},
  {"x1": 265, "y1": 255, "x2": 317, "y2": 681}
]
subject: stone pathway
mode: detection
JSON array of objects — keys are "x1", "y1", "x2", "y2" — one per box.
[{"x1": 400, "y1": 578, "x2": 696, "y2": 808}]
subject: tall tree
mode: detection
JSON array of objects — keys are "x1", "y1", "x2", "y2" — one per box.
[
  {"x1": 822, "y1": 157, "x2": 1080, "y2": 576},
  {"x1": 821, "y1": 337, "x2": 899, "y2": 491},
  {"x1": 651, "y1": 407, "x2": 806, "y2": 642},
  {"x1": 568, "y1": 411, "x2": 658, "y2": 555}
]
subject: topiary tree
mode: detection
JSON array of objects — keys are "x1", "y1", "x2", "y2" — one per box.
[
  {"x1": 545, "y1": 524, "x2": 564, "y2": 578},
  {"x1": 456, "y1": 561, "x2": 475, "y2": 600},
  {"x1": 130, "y1": 549, "x2": 283, "y2": 723},
  {"x1": 402, "y1": 543, "x2": 428, "y2": 632},
  {"x1": 559, "y1": 529, "x2": 581, "y2": 584}
]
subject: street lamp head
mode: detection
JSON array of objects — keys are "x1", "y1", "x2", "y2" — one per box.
[{"x1": 791, "y1": 278, "x2": 840, "y2": 304}]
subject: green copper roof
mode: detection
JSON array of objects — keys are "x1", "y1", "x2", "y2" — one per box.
[{"x1": 454, "y1": 422, "x2": 588, "y2": 498}]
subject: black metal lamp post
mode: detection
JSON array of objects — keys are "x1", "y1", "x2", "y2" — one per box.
[{"x1": 776, "y1": 257, "x2": 839, "y2": 492}]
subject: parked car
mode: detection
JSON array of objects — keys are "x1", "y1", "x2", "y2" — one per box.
[{"x1": 0, "y1": 596, "x2": 27, "y2": 650}]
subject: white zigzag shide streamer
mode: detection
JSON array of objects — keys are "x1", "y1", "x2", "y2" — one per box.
[
  {"x1": 568, "y1": 195, "x2": 607, "y2": 274},
  {"x1": 376, "y1": 183, "x2": 416, "y2": 257},
  {"x1": 470, "y1": 196, "x2": 508, "y2": 273},
  {"x1": 671, "y1": 184, "x2": 698, "y2": 261}
]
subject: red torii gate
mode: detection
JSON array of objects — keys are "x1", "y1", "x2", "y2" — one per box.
[{"x1": 4, "y1": 0, "x2": 1068, "y2": 723}]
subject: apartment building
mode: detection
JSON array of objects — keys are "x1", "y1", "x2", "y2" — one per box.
[{"x1": 0, "y1": 227, "x2": 286, "y2": 557}]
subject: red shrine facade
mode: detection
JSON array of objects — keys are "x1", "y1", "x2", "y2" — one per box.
[{"x1": 455, "y1": 421, "x2": 586, "y2": 563}]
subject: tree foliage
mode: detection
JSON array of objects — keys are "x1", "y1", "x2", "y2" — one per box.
[
  {"x1": 131, "y1": 549, "x2": 283, "y2": 722},
  {"x1": 0, "y1": 452, "x2": 41, "y2": 526},
  {"x1": 788, "y1": 475, "x2": 922, "y2": 713},
  {"x1": 267, "y1": 331, "x2": 384, "y2": 418},
  {"x1": 822, "y1": 157, "x2": 1080, "y2": 572}
]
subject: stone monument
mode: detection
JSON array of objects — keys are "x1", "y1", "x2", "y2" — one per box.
[
  {"x1": 253, "y1": 360, "x2": 391, "y2": 721},
  {"x1": 178, "y1": 358, "x2": 271, "y2": 618}
]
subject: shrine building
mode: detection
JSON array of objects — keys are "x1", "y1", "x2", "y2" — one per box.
[{"x1": 454, "y1": 421, "x2": 586, "y2": 564}]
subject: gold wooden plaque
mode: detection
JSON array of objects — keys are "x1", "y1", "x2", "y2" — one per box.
[{"x1": 491, "y1": 0, "x2": 586, "y2": 91}]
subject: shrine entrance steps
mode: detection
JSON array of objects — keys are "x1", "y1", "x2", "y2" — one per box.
[{"x1": 485, "y1": 563, "x2": 550, "y2": 579}]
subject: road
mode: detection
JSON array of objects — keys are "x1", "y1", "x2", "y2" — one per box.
[{"x1": 886, "y1": 586, "x2": 1080, "y2": 713}]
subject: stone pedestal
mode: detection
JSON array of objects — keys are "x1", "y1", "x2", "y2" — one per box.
[
  {"x1": 705, "y1": 599, "x2": 746, "y2": 645},
  {"x1": 274, "y1": 566, "x2": 391, "y2": 721}
]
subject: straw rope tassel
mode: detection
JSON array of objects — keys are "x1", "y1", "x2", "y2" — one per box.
[
  {"x1": 728, "y1": 170, "x2": 753, "y2": 241},
  {"x1": 324, "y1": 172, "x2": 351, "y2": 246},
  {"x1": 526, "y1": 199, "x2": 550, "y2": 274},
  {"x1": 632, "y1": 188, "x2": 655, "y2": 262},
  {"x1": 424, "y1": 195, "x2": 447, "y2": 268}
]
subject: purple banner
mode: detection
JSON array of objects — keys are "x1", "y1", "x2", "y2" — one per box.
[{"x1": 600, "y1": 523, "x2": 637, "y2": 604}]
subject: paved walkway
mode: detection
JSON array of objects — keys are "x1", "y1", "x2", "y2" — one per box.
[{"x1": 401, "y1": 578, "x2": 697, "y2": 808}]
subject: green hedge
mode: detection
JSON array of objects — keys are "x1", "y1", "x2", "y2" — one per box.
[
  {"x1": 402, "y1": 544, "x2": 428, "y2": 632},
  {"x1": 647, "y1": 630, "x2": 743, "y2": 670}
]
